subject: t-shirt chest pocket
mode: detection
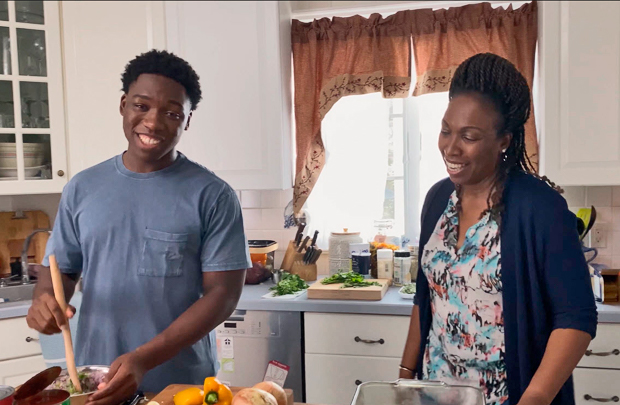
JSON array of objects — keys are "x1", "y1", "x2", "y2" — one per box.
[{"x1": 139, "y1": 229, "x2": 189, "y2": 277}]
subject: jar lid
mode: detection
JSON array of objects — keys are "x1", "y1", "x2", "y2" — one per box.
[
  {"x1": 331, "y1": 228, "x2": 360, "y2": 236},
  {"x1": 376, "y1": 249, "x2": 394, "y2": 259},
  {"x1": 248, "y1": 240, "x2": 278, "y2": 254},
  {"x1": 395, "y1": 250, "x2": 411, "y2": 258}
]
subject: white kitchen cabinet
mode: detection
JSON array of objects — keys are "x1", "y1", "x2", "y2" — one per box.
[
  {"x1": 0, "y1": 316, "x2": 42, "y2": 360},
  {"x1": 0, "y1": 316, "x2": 44, "y2": 387},
  {"x1": 0, "y1": 1, "x2": 68, "y2": 194},
  {"x1": 573, "y1": 368, "x2": 620, "y2": 405},
  {"x1": 305, "y1": 313, "x2": 410, "y2": 358},
  {"x1": 0, "y1": 355, "x2": 46, "y2": 386},
  {"x1": 577, "y1": 323, "x2": 620, "y2": 369},
  {"x1": 61, "y1": 1, "x2": 166, "y2": 178},
  {"x1": 305, "y1": 353, "x2": 400, "y2": 405},
  {"x1": 304, "y1": 313, "x2": 409, "y2": 405},
  {"x1": 573, "y1": 323, "x2": 620, "y2": 405},
  {"x1": 165, "y1": 1, "x2": 293, "y2": 190},
  {"x1": 539, "y1": 1, "x2": 620, "y2": 185}
]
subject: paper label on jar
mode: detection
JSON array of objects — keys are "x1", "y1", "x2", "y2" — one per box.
[{"x1": 377, "y1": 262, "x2": 393, "y2": 280}]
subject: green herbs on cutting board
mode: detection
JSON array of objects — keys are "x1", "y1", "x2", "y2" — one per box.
[
  {"x1": 321, "y1": 271, "x2": 381, "y2": 288},
  {"x1": 269, "y1": 272, "x2": 309, "y2": 296}
]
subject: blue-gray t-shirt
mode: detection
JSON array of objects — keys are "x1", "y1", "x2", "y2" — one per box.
[{"x1": 43, "y1": 152, "x2": 251, "y2": 392}]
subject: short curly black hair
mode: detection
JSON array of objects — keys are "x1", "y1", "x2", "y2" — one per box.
[{"x1": 121, "y1": 49, "x2": 202, "y2": 110}]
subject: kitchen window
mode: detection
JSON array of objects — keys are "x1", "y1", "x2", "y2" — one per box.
[{"x1": 304, "y1": 92, "x2": 450, "y2": 248}]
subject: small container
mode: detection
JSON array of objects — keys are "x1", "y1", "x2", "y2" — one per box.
[
  {"x1": 408, "y1": 244, "x2": 419, "y2": 282},
  {"x1": 0, "y1": 386, "x2": 15, "y2": 405},
  {"x1": 393, "y1": 250, "x2": 411, "y2": 286},
  {"x1": 376, "y1": 248, "x2": 394, "y2": 281},
  {"x1": 328, "y1": 229, "x2": 362, "y2": 276},
  {"x1": 352, "y1": 252, "x2": 371, "y2": 279},
  {"x1": 247, "y1": 240, "x2": 278, "y2": 284},
  {"x1": 349, "y1": 242, "x2": 370, "y2": 273}
]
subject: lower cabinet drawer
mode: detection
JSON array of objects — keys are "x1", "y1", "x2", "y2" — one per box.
[
  {"x1": 578, "y1": 324, "x2": 620, "y2": 369},
  {"x1": 0, "y1": 317, "x2": 42, "y2": 361},
  {"x1": 574, "y1": 368, "x2": 620, "y2": 405},
  {"x1": 305, "y1": 353, "x2": 400, "y2": 405},
  {"x1": 304, "y1": 313, "x2": 410, "y2": 358},
  {"x1": 0, "y1": 355, "x2": 46, "y2": 386}
]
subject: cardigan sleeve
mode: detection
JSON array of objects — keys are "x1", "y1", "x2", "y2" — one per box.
[{"x1": 538, "y1": 193, "x2": 598, "y2": 339}]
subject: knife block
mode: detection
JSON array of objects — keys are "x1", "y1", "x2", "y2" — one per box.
[
  {"x1": 280, "y1": 240, "x2": 297, "y2": 271},
  {"x1": 290, "y1": 258, "x2": 317, "y2": 282}
]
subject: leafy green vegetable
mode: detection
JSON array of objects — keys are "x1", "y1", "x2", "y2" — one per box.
[
  {"x1": 270, "y1": 272, "x2": 309, "y2": 296},
  {"x1": 401, "y1": 283, "x2": 416, "y2": 294},
  {"x1": 321, "y1": 271, "x2": 381, "y2": 288}
]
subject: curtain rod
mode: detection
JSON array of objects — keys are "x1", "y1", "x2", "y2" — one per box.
[{"x1": 291, "y1": 0, "x2": 529, "y2": 21}]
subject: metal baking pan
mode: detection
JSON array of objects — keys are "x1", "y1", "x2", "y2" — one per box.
[{"x1": 351, "y1": 379, "x2": 486, "y2": 405}]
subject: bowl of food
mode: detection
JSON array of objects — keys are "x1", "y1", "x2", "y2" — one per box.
[
  {"x1": 47, "y1": 366, "x2": 109, "y2": 400},
  {"x1": 399, "y1": 283, "x2": 416, "y2": 300}
]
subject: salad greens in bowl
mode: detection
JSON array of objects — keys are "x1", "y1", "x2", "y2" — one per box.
[{"x1": 399, "y1": 283, "x2": 416, "y2": 299}]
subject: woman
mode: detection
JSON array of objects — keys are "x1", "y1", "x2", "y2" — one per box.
[{"x1": 399, "y1": 53, "x2": 597, "y2": 405}]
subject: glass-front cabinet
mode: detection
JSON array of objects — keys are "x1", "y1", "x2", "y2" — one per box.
[{"x1": 0, "y1": 1, "x2": 66, "y2": 194}]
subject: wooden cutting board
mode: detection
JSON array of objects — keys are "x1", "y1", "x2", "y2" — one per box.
[
  {"x1": 307, "y1": 278, "x2": 390, "y2": 300},
  {"x1": 151, "y1": 384, "x2": 294, "y2": 405},
  {"x1": 0, "y1": 210, "x2": 50, "y2": 276}
]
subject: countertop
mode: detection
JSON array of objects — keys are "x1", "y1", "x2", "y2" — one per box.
[{"x1": 3, "y1": 281, "x2": 620, "y2": 322}]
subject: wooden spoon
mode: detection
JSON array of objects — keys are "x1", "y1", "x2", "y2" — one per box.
[{"x1": 49, "y1": 254, "x2": 82, "y2": 393}]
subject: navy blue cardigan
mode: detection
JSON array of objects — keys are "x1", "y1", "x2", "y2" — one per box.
[{"x1": 414, "y1": 171, "x2": 598, "y2": 405}]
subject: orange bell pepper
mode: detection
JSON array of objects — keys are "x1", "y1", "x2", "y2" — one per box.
[{"x1": 203, "y1": 377, "x2": 233, "y2": 405}]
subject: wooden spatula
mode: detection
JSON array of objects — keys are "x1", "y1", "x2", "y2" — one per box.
[{"x1": 49, "y1": 254, "x2": 82, "y2": 393}]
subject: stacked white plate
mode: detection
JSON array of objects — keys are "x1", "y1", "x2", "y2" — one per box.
[{"x1": 0, "y1": 143, "x2": 46, "y2": 179}]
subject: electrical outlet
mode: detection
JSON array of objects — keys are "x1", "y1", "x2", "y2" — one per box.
[{"x1": 590, "y1": 226, "x2": 607, "y2": 248}]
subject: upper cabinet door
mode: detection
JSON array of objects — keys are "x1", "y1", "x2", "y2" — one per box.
[
  {"x1": 61, "y1": 1, "x2": 166, "y2": 177},
  {"x1": 0, "y1": 1, "x2": 68, "y2": 194},
  {"x1": 539, "y1": 1, "x2": 620, "y2": 185},
  {"x1": 165, "y1": 1, "x2": 293, "y2": 190}
]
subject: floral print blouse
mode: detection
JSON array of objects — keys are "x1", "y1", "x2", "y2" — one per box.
[{"x1": 421, "y1": 191, "x2": 508, "y2": 405}]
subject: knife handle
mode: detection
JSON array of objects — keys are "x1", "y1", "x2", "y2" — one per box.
[
  {"x1": 311, "y1": 230, "x2": 319, "y2": 247},
  {"x1": 298, "y1": 236, "x2": 311, "y2": 253}
]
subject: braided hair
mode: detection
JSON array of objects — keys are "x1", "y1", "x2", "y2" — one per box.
[{"x1": 448, "y1": 53, "x2": 562, "y2": 222}]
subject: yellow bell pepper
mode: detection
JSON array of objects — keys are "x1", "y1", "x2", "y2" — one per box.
[
  {"x1": 174, "y1": 387, "x2": 204, "y2": 405},
  {"x1": 203, "y1": 377, "x2": 233, "y2": 405}
]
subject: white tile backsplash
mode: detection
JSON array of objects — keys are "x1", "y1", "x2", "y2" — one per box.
[
  {"x1": 242, "y1": 209, "x2": 262, "y2": 230},
  {"x1": 563, "y1": 186, "x2": 586, "y2": 207},
  {"x1": 586, "y1": 186, "x2": 613, "y2": 207},
  {"x1": 261, "y1": 190, "x2": 281, "y2": 208},
  {"x1": 613, "y1": 186, "x2": 620, "y2": 207},
  {"x1": 614, "y1": 207, "x2": 620, "y2": 232},
  {"x1": 261, "y1": 208, "x2": 284, "y2": 229},
  {"x1": 596, "y1": 207, "x2": 613, "y2": 224},
  {"x1": 241, "y1": 190, "x2": 261, "y2": 209}
]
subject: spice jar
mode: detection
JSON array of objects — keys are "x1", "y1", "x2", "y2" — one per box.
[
  {"x1": 376, "y1": 248, "x2": 394, "y2": 281},
  {"x1": 394, "y1": 250, "x2": 412, "y2": 286}
]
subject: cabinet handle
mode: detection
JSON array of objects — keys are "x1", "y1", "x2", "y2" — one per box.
[
  {"x1": 354, "y1": 336, "x2": 385, "y2": 344},
  {"x1": 584, "y1": 395, "x2": 620, "y2": 402},
  {"x1": 585, "y1": 349, "x2": 620, "y2": 357},
  {"x1": 355, "y1": 380, "x2": 362, "y2": 386},
  {"x1": 25, "y1": 336, "x2": 39, "y2": 343},
  {"x1": 57, "y1": 170, "x2": 65, "y2": 177}
]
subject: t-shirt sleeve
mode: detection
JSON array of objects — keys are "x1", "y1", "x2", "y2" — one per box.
[
  {"x1": 42, "y1": 183, "x2": 83, "y2": 275},
  {"x1": 201, "y1": 187, "x2": 251, "y2": 272}
]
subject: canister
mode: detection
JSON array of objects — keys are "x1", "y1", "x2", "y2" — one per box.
[
  {"x1": 0, "y1": 386, "x2": 14, "y2": 405},
  {"x1": 328, "y1": 229, "x2": 362, "y2": 275}
]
